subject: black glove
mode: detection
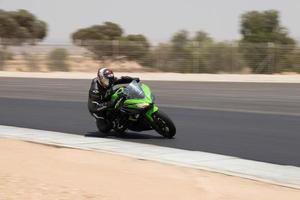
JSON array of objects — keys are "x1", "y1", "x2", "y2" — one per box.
[
  {"x1": 134, "y1": 77, "x2": 140, "y2": 83},
  {"x1": 121, "y1": 76, "x2": 140, "y2": 83},
  {"x1": 120, "y1": 76, "x2": 132, "y2": 82}
]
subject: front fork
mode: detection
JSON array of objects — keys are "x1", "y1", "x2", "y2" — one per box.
[{"x1": 145, "y1": 104, "x2": 159, "y2": 123}]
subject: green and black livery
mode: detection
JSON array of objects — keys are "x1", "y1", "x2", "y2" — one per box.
[{"x1": 97, "y1": 80, "x2": 176, "y2": 138}]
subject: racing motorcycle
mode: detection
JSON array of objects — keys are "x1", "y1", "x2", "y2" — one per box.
[{"x1": 96, "y1": 80, "x2": 176, "y2": 138}]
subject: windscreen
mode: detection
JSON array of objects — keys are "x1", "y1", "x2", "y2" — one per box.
[{"x1": 124, "y1": 80, "x2": 145, "y2": 99}]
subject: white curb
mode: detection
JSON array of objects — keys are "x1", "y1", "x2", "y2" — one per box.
[{"x1": 0, "y1": 125, "x2": 300, "y2": 189}]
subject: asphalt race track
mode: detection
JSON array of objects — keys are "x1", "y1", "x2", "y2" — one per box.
[{"x1": 0, "y1": 77, "x2": 300, "y2": 166}]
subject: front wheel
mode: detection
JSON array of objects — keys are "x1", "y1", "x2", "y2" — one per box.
[{"x1": 152, "y1": 111, "x2": 176, "y2": 139}]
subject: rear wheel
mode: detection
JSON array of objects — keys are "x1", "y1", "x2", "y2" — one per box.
[
  {"x1": 114, "y1": 126, "x2": 127, "y2": 135},
  {"x1": 152, "y1": 111, "x2": 176, "y2": 139},
  {"x1": 96, "y1": 119, "x2": 112, "y2": 136}
]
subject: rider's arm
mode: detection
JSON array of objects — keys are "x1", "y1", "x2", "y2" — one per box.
[
  {"x1": 88, "y1": 78, "x2": 109, "y2": 113},
  {"x1": 89, "y1": 78, "x2": 102, "y2": 100},
  {"x1": 114, "y1": 76, "x2": 140, "y2": 85}
]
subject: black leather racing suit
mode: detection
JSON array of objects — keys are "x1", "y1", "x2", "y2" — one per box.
[{"x1": 88, "y1": 76, "x2": 139, "y2": 118}]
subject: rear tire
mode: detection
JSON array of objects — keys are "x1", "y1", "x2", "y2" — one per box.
[
  {"x1": 96, "y1": 119, "x2": 111, "y2": 136},
  {"x1": 152, "y1": 111, "x2": 176, "y2": 139},
  {"x1": 114, "y1": 127, "x2": 127, "y2": 136}
]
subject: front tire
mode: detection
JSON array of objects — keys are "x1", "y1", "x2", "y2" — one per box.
[{"x1": 152, "y1": 111, "x2": 176, "y2": 139}]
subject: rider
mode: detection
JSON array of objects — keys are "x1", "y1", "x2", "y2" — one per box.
[{"x1": 88, "y1": 67, "x2": 140, "y2": 119}]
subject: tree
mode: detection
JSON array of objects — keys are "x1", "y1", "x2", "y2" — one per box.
[
  {"x1": 152, "y1": 30, "x2": 215, "y2": 73},
  {"x1": 190, "y1": 31, "x2": 214, "y2": 73},
  {"x1": 0, "y1": 9, "x2": 47, "y2": 45},
  {"x1": 47, "y1": 48, "x2": 69, "y2": 71},
  {"x1": 171, "y1": 30, "x2": 189, "y2": 52},
  {"x1": 119, "y1": 34, "x2": 150, "y2": 61},
  {"x1": 0, "y1": 11, "x2": 20, "y2": 41},
  {"x1": 72, "y1": 21, "x2": 150, "y2": 62},
  {"x1": 193, "y1": 31, "x2": 213, "y2": 44},
  {"x1": 0, "y1": 9, "x2": 47, "y2": 70},
  {"x1": 240, "y1": 10, "x2": 295, "y2": 73},
  {"x1": 72, "y1": 22, "x2": 123, "y2": 42},
  {"x1": 206, "y1": 42, "x2": 244, "y2": 73},
  {"x1": 72, "y1": 22, "x2": 122, "y2": 59},
  {"x1": 169, "y1": 30, "x2": 193, "y2": 72},
  {"x1": 241, "y1": 10, "x2": 294, "y2": 44},
  {"x1": 151, "y1": 43, "x2": 172, "y2": 71}
]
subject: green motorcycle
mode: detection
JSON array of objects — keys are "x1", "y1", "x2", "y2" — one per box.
[{"x1": 96, "y1": 80, "x2": 176, "y2": 138}]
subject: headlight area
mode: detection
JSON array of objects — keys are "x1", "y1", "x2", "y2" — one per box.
[{"x1": 136, "y1": 103, "x2": 150, "y2": 109}]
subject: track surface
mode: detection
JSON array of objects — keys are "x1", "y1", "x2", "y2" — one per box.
[{"x1": 0, "y1": 78, "x2": 300, "y2": 166}]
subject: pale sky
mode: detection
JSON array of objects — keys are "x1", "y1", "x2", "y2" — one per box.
[{"x1": 0, "y1": 0, "x2": 300, "y2": 44}]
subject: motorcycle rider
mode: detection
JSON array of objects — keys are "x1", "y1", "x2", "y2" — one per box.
[{"x1": 88, "y1": 67, "x2": 139, "y2": 120}]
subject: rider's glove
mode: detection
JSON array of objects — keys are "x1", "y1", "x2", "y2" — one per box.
[{"x1": 121, "y1": 76, "x2": 140, "y2": 83}]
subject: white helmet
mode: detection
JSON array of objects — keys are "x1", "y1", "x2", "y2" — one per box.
[{"x1": 97, "y1": 68, "x2": 114, "y2": 88}]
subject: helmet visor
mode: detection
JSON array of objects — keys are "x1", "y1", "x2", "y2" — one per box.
[{"x1": 100, "y1": 77, "x2": 110, "y2": 87}]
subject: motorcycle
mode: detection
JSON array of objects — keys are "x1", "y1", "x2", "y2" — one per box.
[{"x1": 96, "y1": 80, "x2": 176, "y2": 138}]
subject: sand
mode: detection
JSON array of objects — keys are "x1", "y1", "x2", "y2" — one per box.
[{"x1": 0, "y1": 138, "x2": 299, "y2": 200}]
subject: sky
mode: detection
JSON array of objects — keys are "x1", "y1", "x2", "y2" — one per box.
[{"x1": 1, "y1": 0, "x2": 300, "y2": 44}]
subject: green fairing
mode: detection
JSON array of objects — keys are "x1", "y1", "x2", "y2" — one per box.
[
  {"x1": 111, "y1": 87, "x2": 124, "y2": 101},
  {"x1": 124, "y1": 84, "x2": 152, "y2": 106},
  {"x1": 111, "y1": 84, "x2": 158, "y2": 121},
  {"x1": 145, "y1": 105, "x2": 158, "y2": 121}
]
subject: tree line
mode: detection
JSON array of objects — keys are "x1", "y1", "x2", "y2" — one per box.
[{"x1": 0, "y1": 9, "x2": 299, "y2": 73}]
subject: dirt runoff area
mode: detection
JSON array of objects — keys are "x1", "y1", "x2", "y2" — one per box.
[{"x1": 0, "y1": 138, "x2": 299, "y2": 200}]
